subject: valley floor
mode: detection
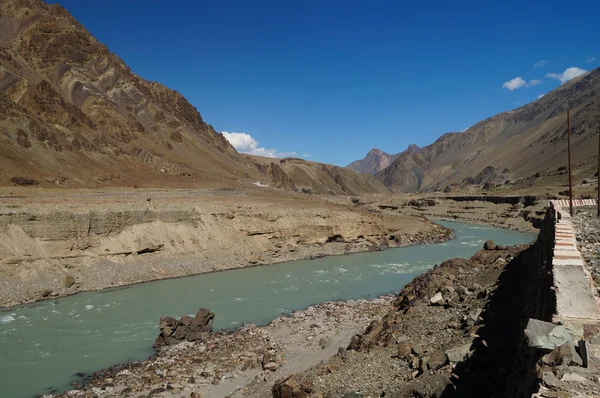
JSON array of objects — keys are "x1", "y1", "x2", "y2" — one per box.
[{"x1": 0, "y1": 188, "x2": 549, "y2": 398}]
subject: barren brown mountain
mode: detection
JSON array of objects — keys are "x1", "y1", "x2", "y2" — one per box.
[
  {"x1": 374, "y1": 68, "x2": 600, "y2": 192},
  {"x1": 346, "y1": 148, "x2": 399, "y2": 175},
  {"x1": 247, "y1": 155, "x2": 390, "y2": 195},
  {"x1": 0, "y1": 0, "x2": 386, "y2": 194},
  {"x1": 0, "y1": 0, "x2": 277, "y2": 188}
]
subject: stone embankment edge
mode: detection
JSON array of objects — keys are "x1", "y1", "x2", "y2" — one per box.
[
  {"x1": 549, "y1": 199, "x2": 600, "y2": 322},
  {"x1": 522, "y1": 200, "x2": 600, "y2": 397}
]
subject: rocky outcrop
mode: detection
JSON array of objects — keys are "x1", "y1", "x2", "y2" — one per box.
[{"x1": 153, "y1": 308, "x2": 215, "y2": 348}]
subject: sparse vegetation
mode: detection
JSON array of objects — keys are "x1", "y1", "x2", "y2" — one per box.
[
  {"x1": 301, "y1": 188, "x2": 313, "y2": 194},
  {"x1": 351, "y1": 197, "x2": 360, "y2": 205}
]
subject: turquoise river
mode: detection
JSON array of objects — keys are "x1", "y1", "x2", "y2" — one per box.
[{"x1": 0, "y1": 221, "x2": 536, "y2": 397}]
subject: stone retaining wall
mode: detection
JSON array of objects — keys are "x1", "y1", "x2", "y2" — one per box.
[{"x1": 510, "y1": 200, "x2": 600, "y2": 397}]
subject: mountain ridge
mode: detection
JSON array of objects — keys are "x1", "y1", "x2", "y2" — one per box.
[
  {"x1": 346, "y1": 144, "x2": 420, "y2": 176},
  {"x1": 372, "y1": 68, "x2": 600, "y2": 192},
  {"x1": 0, "y1": 0, "x2": 386, "y2": 195}
]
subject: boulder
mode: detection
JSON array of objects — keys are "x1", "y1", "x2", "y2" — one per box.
[
  {"x1": 483, "y1": 240, "x2": 495, "y2": 250},
  {"x1": 272, "y1": 375, "x2": 311, "y2": 398},
  {"x1": 159, "y1": 317, "x2": 178, "y2": 338},
  {"x1": 428, "y1": 350, "x2": 448, "y2": 370},
  {"x1": 524, "y1": 319, "x2": 576, "y2": 351},
  {"x1": 429, "y1": 292, "x2": 444, "y2": 306},
  {"x1": 155, "y1": 308, "x2": 215, "y2": 347},
  {"x1": 397, "y1": 340, "x2": 413, "y2": 359},
  {"x1": 347, "y1": 334, "x2": 361, "y2": 351},
  {"x1": 541, "y1": 342, "x2": 583, "y2": 367},
  {"x1": 180, "y1": 315, "x2": 194, "y2": 326},
  {"x1": 446, "y1": 343, "x2": 472, "y2": 363},
  {"x1": 262, "y1": 352, "x2": 277, "y2": 369},
  {"x1": 264, "y1": 361, "x2": 278, "y2": 371},
  {"x1": 62, "y1": 275, "x2": 76, "y2": 288},
  {"x1": 192, "y1": 308, "x2": 215, "y2": 331},
  {"x1": 469, "y1": 308, "x2": 482, "y2": 323},
  {"x1": 412, "y1": 343, "x2": 423, "y2": 356}
]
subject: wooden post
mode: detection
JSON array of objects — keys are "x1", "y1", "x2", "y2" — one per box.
[{"x1": 568, "y1": 109, "x2": 573, "y2": 217}]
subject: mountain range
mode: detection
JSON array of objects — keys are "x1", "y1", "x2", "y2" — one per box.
[
  {"x1": 0, "y1": 0, "x2": 386, "y2": 194},
  {"x1": 2, "y1": 0, "x2": 599, "y2": 196},
  {"x1": 348, "y1": 68, "x2": 600, "y2": 193}
]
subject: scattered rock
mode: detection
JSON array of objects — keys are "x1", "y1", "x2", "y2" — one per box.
[
  {"x1": 159, "y1": 316, "x2": 178, "y2": 337},
  {"x1": 318, "y1": 337, "x2": 331, "y2": 349},
  {"x1": 428, "y1": 350, "x2": 448, "y2": 370},
  {"x1": 429, "y1": 292, "x2": 444, "y2": 305},
  {"x1": 483, "y1": 240, "x2": 495, "y2": 250},
  {"x1": 337, "y1": 347, "x2": 349, "y2": 360},
  {"x1": 347, "y1": 334, "x2": 361, "y2": 351},
  {"x1": 272, "y1": 375, "x2": 312, "y2": 398},
  {"x1": 412, "y1": 343, "x2": 423, "y2": 356},
  {"x1": 541, "y1": 342, "x2": 583, "y2": 367},
  {"x1": 445, "y1": 343, "x2": 472, "y2": 363},
  {"x1": 41, "y1": 288, "x2": 53, "y2": 297},
  {"x1": 524, "y1": 319, "x2": 576, "y2": 351},
  {"x1": 154, "y1": 308, "x2": 215, "y2": 348},
  {"x1": 468, "y1": 308, "x2": 482, "y2": 323},
  {"x1": 264, "y1": 361, "x2": 278, "y2": 371},
  {"x1": 262, "y1": 352, "x2": 277, "y2": 370},
  {"x1": 62, "y1": 275, "x2": 76, "y2": 288},
  {"x1": 397, "y1": 340, "x2": 413, "y2": 359}
]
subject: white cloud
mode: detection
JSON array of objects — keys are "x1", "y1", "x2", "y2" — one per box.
[
  {"x1": 222, "y1": 131, "x2": 297, "y2": 158},
  {"x1": 533, "y1": 60, "x2": 548, "y2": 68},
  {"x1": 502, "y1": 77, "x2": 543, "y2": 90},
  {"x1": 503, "y1": 77, "x2": 527, "y2": 90},
  {"x1": 538, "y1": 93, "x2": 545, "y2": 99},
  {"x1": 302, "y1": 153, "x2": 312, "y2": 158},
  {"x1": 528, "y1": 79, "x2": 543, "y2": 86},
  {"x1": 545, "y1": 67, "x2": 587, "y2": 84},
  {"x1": 586, "y1": 56, "x2": 596, "y2": 63}
]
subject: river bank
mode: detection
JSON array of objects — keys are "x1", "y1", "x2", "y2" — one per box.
[
  {"x1": 0, "y1": 188, "x2": 452, "y2": 308},
  {"x1": 47, "y1": 242, "x2": 532, "y2": 398}
]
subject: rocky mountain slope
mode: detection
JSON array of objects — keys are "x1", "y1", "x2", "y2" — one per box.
[
  {"x1": 346, "y1": 145, "x2": 421, "y2": 176},
  {"x1": 246, "y1": 155, "x2": 391, "y2": 195},
  {"x1": 346, "y1": 148, "x2": 400, "y2": 175},
  {"x1": 0, "y1": 0, "x2": 272, "y2": 188},
  {"x1": 375, "y1": 68, "x2": 600, "y2": 192}
]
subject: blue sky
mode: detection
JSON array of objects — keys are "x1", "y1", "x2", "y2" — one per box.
[{"x1": 55, "y1": 0, "x2": 598, "y2": 166}]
